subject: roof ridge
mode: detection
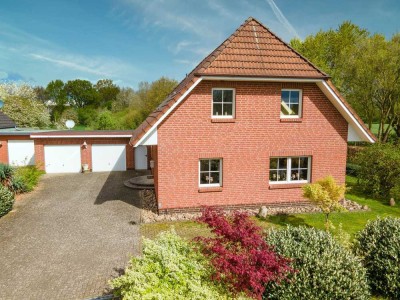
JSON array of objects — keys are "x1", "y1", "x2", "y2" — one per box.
[{"x1": 247, "y1": 17, "x2": 329, "y2": 77}]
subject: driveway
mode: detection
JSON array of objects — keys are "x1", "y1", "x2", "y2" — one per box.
[{"x1": 0, "y1": 171, "x2": 142, "y2": 300}]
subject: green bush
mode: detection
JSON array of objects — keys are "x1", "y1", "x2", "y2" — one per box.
[
  {"x1": 14, "y1": 166, "x2": 44, "y2": 192},
  {"x1": 9, "y1": 176, "x2": 28, "y2": 194},
  {"x1": 264, "y1": 226, "x2": 370, "y2": 300},
  {"x1": 0, "y1": 185, "x2": 15, "y2": 217},
  {"x1": 346, "y1": 162, "x2": 361, "y2": 176},
  {"x1": 355, "y1": 143, "x2": 400, "y2": 198},
  {"x1": 354, "y1": 217, "x2": 400, "y2": 298},
  {"x1": 0, "y1": 163, "x2": 14, "y2": 184},
  {"x1": 111, "y1": 230, "x2": 244, "y2": 300}
]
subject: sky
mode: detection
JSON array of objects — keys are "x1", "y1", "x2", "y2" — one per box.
[{"x1": 0, "y1": 0, "x2": 399, "y2": 89}]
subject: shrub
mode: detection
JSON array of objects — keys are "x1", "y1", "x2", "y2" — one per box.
[
  {"x1": 14, "y1": 166, "x2": 44, "y2": 192},
  {"x1": 302, "y1": 176, "x2": 346, "y2": 231},
  {"x1": 0, "y1": 163, "x2": 14, "y2": 186},
  {"x1": 354, "y1": 217, "x2": 400, "y2": 298},
  {"x1": 355, "y1": 143, "x2": 400, "y2": 198},
  {"x1": 264, "y1": 226, "x2": 370, "y2": 300},
  {"x1": 0, "y1": 185, "x2": 15, "y2": 217},
  {"x1": 346, "y1": 162, "x2": 361, "y2": 176},
  {"x1": 196, "y1": 207, "x2": 292, "y2": 299},
  {"x1": 110, "y1": 230, "x2": 239, "y2": 300},
  {"x1": 9, "y1": 176, "x2": 28, "y2": 194}
]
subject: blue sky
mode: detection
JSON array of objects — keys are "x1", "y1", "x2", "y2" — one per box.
[{"x1": 0, "y1": 0, "x2": 399, "y2": 88}]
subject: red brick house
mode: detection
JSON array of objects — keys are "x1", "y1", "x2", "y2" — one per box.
[{"x1": 131, "y1": 17, "x2": 375, "y2": 214}]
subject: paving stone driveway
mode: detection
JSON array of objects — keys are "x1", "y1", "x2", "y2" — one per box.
[{"x1": 0, "y1": 171, "x2": 143, "y2": 300}]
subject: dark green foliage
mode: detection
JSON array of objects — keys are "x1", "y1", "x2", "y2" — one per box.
[
  {"x1": 14, "y1": 166, "x2": 44, "y2": 193},
  {"x1": 354, "y1": 218, "x2": 400, "y2": 298},
  {"x1": 264, "y1": 226, "x2": 370, "y2": 300},
  {"x1": 9, "y1": 176, "x2": 28, "y2": 194},
  {"x1": 355, "y1": 143, "x2": 400, "y2": 198},
  {"x1": 0, "y1": 185, "x2": 14, "y2": 218},
  {"x1": 0, "y1": 163, "x2": 14, "y2": 185},
  {"x1": 346, "y1": 163, "x2": 361, "y2": 176}
]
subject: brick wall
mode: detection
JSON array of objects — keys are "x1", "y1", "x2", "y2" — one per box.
[{"x1": 156, "y1": 81, "x2": 348, "y2": 211}]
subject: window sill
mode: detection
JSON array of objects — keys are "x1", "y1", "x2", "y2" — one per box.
[
  {"x1": 198, "y1": 187, "x2": 223, "y2": 193},
  {"x1": 211, "y1": 118, "x2": 236, "y2": 123},
  {"x1": 269, "y1": 182, "x2": 306, "y2": 189},
  {"x1": 280, "y1": 118, "x2": 303, "y2": 123}
]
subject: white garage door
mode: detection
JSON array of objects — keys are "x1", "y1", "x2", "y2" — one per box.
[
  {"x1": 135, "y1": 145, "x2": 148, "y2": 170},
  {"x1": 92, "y1": 144, "x2": 126, "y2": 172},
  {"x1": 8, "y1": 140, "x2": 35, "y2": 166},
  {"x1": 44, "y1": 145, "x2": 81, "y2": 173}
]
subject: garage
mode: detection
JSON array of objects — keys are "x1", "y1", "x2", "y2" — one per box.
[
  {"x1": 8, "y1": 140, "x2": 35, "y2": 166},
  {"x1": 92, "y1": 144, "x2": 126, "y2": 172},
  {"x1": 44, "y1": 145, "x2": 81, "y2": 173}
]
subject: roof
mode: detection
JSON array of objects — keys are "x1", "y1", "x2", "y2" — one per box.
[
  {"x1": 0, "y1": 111, "x2": 16, "y2": 129},
  {"x1": 30, "y1": 130, "x2": 133, "y2": 138},
  {"x1": 130, "y1": 17, "x2": 375, "y2": 145}
]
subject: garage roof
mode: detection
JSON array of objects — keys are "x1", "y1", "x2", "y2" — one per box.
[{"x1": 30, "y1": 130, "x2": 133, "y2": 138}]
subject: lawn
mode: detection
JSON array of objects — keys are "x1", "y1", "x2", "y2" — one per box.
[{"x1": 141, "y1": 175, "x2": 400, "y2": 240}]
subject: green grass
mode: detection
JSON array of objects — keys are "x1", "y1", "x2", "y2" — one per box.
[
  {"x1": 141, "y1": 175, "x2": 400, "y2": 241},
  {"x1": 73, "y1": 124, "x2": 90, "y2": 130},
  {"x1": 370, "y1": 123, "x2": 396, "y2": 136}
]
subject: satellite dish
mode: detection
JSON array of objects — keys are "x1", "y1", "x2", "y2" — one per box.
[{"x1": 65, "y1": 120, "x2": 75, "y2": 129}]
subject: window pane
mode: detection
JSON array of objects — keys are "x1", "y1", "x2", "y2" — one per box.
[
  {"x1": 278, "y1": 158, "x2": 287, "y2": 169},
  {"x1": 291, "y1": 170, "x2": 300, "y2": 181},
  {"x1": 200, "y1": 173, "x2": 209, "y2": 184},
  {"x1": 278, "y1": 170, "x2": 287, "y2": 181},
  {"x1": 213, "y1": 90, "x2": 222, "y2": 102},
  {"x1": 200, "y1": 160, "x2": 209, "y2": 171},
  {"x1": 290, "y1": 104, "x2": 299, "y2": 115},
  {"x1": 223, "y1": 90, "x2": 233, "y2": 102},
  {"x1": 210, "y1": 160, "x2": 220, "y2": 171},
  {"x1": 299, "y1": 169, "x2": 308, "y2": 180},
  {"x1": 223, "y1": 103, "x2": 233, "y2": 116},
  {"x1": 281, "y1": 91, "x2": 290, "y2": 104},
  {"x1": 300, "y1": 157, "x2": 308, "y2": 168},
  {"x1": 290, "y1": 91, "x2": 299, "y2": 103},
  {"x1": 270, "y1": 170, "x2": 278, "y2": 181},
  {"x1": 210, "y1": 172, "x2": 220, "y2": 184},
  {"x1": 291, "y1": 157, "x2": 299, "y2": 169},
  {"x1": 270, "y1": 158, "x2": 278, "y2": 169},
  {"x1": 281, "y1": 102, "x2": 290, "y2": 115},
  {"x1": 213, "y1": 103, "x2": 222, "y2": 116}
]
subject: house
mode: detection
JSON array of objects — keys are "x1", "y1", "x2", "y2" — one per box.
[
  {"x1": 0, "y1": 111, "x2": 16, "y2": 129},
  {"x1": 130, "y1": 17, "x2": 375, "y2": 214},
  {"x1": 0, "y1": 129, "x2": 149, "y2": 172}
]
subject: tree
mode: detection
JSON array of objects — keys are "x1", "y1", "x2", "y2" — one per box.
[
  {"x1": 302, "y1": 176, "x2": 346, "y2": 231},
  {"x1": 0, "y1": 83, "x2": 50, "y2": 128},
  {"x1": 64, "y1": 79, "x2": 99, "y2": 108},
  {"x1": 95, "y1": 79, "x2": 120, "y2": 109},
  {"x1": 45, "y1": 80, "x2": 69, "y2": 122},
  {"x1": 196, "y1": 207, "x2": 292, "y2": 299},
  {"x1": 112, "y1": 87, "x2": 137, "y2": 112}
]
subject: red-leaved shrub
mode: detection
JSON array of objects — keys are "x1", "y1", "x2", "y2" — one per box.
[{"x1": 195, "y1": 207, "x2": 293, "y2": 299}]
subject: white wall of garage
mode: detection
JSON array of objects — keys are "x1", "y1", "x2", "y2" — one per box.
[
  {"x1": 92, "y1": 144, "x2": 126, "y2": 172},
  {"x1": 44, "y1": 145, "x2": 81, "y2": 173},
  {"x1": 8, "y1": 140, "x2": 35, "y2": 166}
]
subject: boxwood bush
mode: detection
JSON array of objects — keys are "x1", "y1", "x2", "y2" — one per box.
[
  {"x1": 264, "y1": 226, "x2": 370, "y2": 300},
  {"x1": 0, "y1": 185, "x2": 15, "y2": 217},
  {"x1": 111, "y1": 230, "x2": 247, "y2": 300},
  {"x1": 354, "y1": 217, "x2": 400, "y2": 298}
]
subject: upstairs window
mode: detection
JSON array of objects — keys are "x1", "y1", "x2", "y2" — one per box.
[
  {"x1": 199, "y1": 159, "x2": 222, "y2": 187},
  {"x1": 269, "y1": 156, "x2": 310, "y2": 183},
  {"x1": 281, "y1": 89, "x2": 302, "y2": 118},
  {"x1": 212, "y1": 88, "x2": 235, "y2": 118}
]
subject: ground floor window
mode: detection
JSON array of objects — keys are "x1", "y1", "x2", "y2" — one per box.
[
  {"x1": 199, "y1": 159, "x2": 222, "y2": 187},
  {"x1": 269, "y1": 156, "x2": 311, "y2": 183}
]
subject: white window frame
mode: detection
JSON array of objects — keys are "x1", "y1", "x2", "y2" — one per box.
[
  {"x1": 269, "y1": 156, "x2": 311, "y2": 184},
  {"x1": 211, "y1": 88, "x2": 235, "y2": 119},
  {"x1": 280, "y1": 89, "x2": 302, "y2": 118},
  {"x1": 199, "y1": 158, "x2": 223, "y2": 187}
]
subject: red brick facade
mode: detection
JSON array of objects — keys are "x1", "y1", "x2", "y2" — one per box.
[
  {"x1": 155, "y1": 81, "x2": 348, "y2": 212},
  {"x1": 0, "y1": 136, "x2": 134, "y2": 170}
]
